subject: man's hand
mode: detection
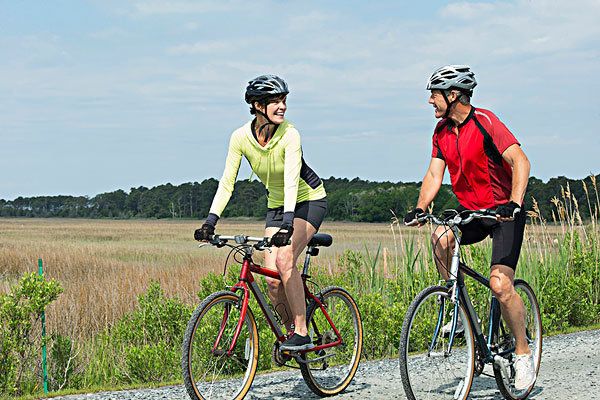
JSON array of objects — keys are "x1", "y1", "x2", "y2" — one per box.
[
  {"x1": 194, "y1": 223, "x2": 215, "y2": 241},
  {"x1": 404, "y1": 208, "x2": 425, "y2": 226},
  {"x1": 271, "y1": 224, "x2": 294, "y2": 247},
  {"x1": 496, "y1": 201, "x2": 521, "y2": 222}
]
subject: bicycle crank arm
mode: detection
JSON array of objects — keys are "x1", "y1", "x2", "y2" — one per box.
[
  {"x1": 294, "y1": 353, "x2": 336, "y2": 364},
  {"x1": 427, "y1": 351, "x2": 450, "y2": 358},
  {"x1": 494, "y1": 355, "x2": 513, "y2": 387}
]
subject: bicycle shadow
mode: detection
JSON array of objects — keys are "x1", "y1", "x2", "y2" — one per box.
[
  {"x1": 245, "y1": 368, "x2": 544, "y2": 400},
  {"x1": 469, "y1": 374, "x2": 544, "y2": 399},
  {"x1": 246, "y1": 374, "x2": 371, "y2": 399}
]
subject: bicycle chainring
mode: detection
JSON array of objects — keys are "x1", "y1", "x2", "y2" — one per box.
[
  {"x1": 271, "y1": 342, "x2": 292, "y2": 367},
  {"x1": 474, "y1": 344, "x2": 485, "y2": 376}
]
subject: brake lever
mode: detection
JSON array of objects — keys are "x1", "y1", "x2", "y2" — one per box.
[{"x1": 254, "y1": 237, "x2": 273, "y2": 252}]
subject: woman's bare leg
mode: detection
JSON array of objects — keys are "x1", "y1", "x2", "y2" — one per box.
[{"x1": 266, "y1": 219, "x2": 317, "y2": 336}]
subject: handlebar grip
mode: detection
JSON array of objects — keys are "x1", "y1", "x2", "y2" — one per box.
[{"x1": 479, "y1": 208, "x2": 498, "y2": 216}]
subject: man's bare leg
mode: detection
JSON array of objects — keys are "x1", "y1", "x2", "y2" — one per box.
[
  {"x1": 490, "y1": 265, "x2": 529, "y2": 355},
  {"x1": 431, "y1": 225, "x2": 456, "y2": 281}
]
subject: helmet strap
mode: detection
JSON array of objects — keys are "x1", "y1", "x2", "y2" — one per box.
[
  {"x1": 441, "y1": 90, "x2": 459, "y2": 119},
  {"x1": 254, "y1": 105, "x2": 278, "y2": 141}
]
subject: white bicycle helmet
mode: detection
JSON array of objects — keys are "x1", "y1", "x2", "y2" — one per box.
[{"x1": 427, "y1": 65, "x2": 477, "y2": 93}]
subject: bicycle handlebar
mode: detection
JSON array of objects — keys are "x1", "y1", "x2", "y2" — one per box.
[
  {"x1": 416, "y1": 209, "x2": 500, "y2": 226},
  {"x1": 204, "y1": 234, "x2": 273, "y2": 249}
]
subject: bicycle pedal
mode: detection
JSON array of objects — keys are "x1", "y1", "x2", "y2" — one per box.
[{"x1": 272, "y1": 343, "x2": 292, "y2": 366}]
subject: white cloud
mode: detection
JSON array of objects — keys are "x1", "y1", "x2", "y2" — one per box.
[
  {"x1": 440, "y1": 1, "x2": 499, "y2": 19},
  {"x1": 89, "y1": 27, "x2": 129, "y2": 40},
  {"x1": 132, "y1": 0, "x2": 241, "y2": 15},
  {"x1": 183, "y1": 22, "x2": 200, "y2": 31},
  {"x1": 287, "y1": 11, "x2": 334, "y2": 31},
  {"x1": 134, "y1": 1, "x2": 216, "y2": 15},
  {"x1": 167, "y1": 40, "x2": 235, "y2": 55}
]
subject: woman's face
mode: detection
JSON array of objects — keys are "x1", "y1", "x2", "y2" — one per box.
[{"x1": 256, "y1": 95, "x2": 287, "y2": 123}]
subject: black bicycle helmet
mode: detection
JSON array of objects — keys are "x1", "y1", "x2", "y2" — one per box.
[{"x1": 245, "y1": 74, "x2": 289, "y2": 104}]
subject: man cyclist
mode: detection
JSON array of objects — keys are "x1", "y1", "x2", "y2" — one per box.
[
  {"x1": 404, "y1": 65, "x2": 535, "y2": 391},
  {"x1": 195, "y1": 75, "x2": 327, "y2": 351}
]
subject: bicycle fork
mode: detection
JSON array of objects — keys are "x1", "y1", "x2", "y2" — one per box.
[
  {"x1": 209, "y1": 284, "x2": 251, "y2": 357},
  {"x1": 428, "y1": 288, "x2": 459, "y2": 356},
  {"x1": 431, "y1": 284, "x2": 500, "y2": 362}
]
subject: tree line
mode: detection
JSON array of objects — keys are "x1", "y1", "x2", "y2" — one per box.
[{"x1": 0, "y1": 175, "x2": 597, "y2": 222}]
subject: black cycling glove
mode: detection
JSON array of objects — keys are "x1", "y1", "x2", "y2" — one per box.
[
  {"x1": 194, "y1": 213, "x2": 219, "y2": 241},
  {"x1": 271, "y1": 222, "x2": 294, "y2": 247},
  {"x1": 496, "y1": 201, "x2": 521, "y2": 219},
  {"x1": 404, "y1": 208, "x2": 424, "y2": 225}
]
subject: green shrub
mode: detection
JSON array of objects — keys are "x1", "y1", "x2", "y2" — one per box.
[
  {"x1": 48, "y1": 333, "x2": 79, "y2": 391},
  {"x1": 84, "y1": 281, "x2": 192, "y2": 386},
  {"x1": 0, "y1": 272, "x2": 62, "y2": 396},
  {"x1": 123, "y1": 342, "x2": 180, "y2": 383}
]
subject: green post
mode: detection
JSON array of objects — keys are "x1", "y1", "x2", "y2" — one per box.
[{"x1": 38, "y1": 258, "x2": 48, "y2": 395}]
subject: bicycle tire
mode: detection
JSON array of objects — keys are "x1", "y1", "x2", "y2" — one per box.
[
  {"x1": 492, "y1": 279, "x2": 542, "y2": 400},
  {"x1": 300, "y1": 286, "x2": 363, "y2": 396},
  {"x1": 399, "y1": 285, "x2": 476, "y2": 400},
  {"x1": 182, "y1": 291, "x2": 259, "y2": 400}
]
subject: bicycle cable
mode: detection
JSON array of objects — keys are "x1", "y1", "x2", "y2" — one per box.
[{"x1": 222, "y1": 244, "x2": 246, "y2": 277}]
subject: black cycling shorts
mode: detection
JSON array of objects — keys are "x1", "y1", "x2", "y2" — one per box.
[
  {"x1": 458, "y1": 207, "x2": 527, "y2": 270},
  {"x1": 265, "y1": 198, "x2": 328, "y2": 230}
]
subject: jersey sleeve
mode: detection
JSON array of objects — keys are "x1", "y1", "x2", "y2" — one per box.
[
  {"x1": 208, "y1": 132, "x2": 243, "y2": 217},
  {"x1": 432, "y1": 132, "x2": 444, "y2": 160},
  {"x1": 283, "y1": 128, "x2": 302, "y2": 213},
  {"x1": 489, "y1": 112, "x2": 520, "y2": 154}
]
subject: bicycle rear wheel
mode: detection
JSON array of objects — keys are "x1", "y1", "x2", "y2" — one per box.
[
  {"x1": 399, "y1": 285, "x2": 476, "y2": 400},
  {"x1": 182, "y1": 291, "x2": 259, "y2": 400},
  {"x1": 300, "y1": 286, "x2": 363, "y2": 396},
  {"x1": 493, "y1": 279, "x2": 542, "y2": 399}
]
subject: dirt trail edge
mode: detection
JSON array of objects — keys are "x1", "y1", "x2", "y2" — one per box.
[{"x1": 53, "y1": 329, "x2": 600, "y2": 400}]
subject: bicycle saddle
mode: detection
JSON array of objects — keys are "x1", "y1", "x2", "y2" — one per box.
[{"x1": 308, "y1": 233, "x2": 333, "y2": 247}]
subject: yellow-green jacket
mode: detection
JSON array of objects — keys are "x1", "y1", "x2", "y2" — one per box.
[{"x1": 209, "y1": 119, "x2": 326, "y2": 217}]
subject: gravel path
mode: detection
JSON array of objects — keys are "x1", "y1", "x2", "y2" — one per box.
[{"x1": 53, "y1": 329, "x2": 600, "y2": 400}]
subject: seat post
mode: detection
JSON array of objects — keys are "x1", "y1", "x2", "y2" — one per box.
[{"x1": 302, "y1": 247, "x2": 313, "y2": 276}]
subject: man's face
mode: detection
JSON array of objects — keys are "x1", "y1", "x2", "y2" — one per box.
[{"x1": 428, "y1": 90, "x2": 448, "y2": 119}]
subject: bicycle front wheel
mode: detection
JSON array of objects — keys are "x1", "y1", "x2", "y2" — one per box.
[
  {"x1": 399, "y1": 285, "x2": 476, "y2": 400},
  {"x1": 300, "y1": 286, "x2": 363, "y2": 396},
  {"x1": 493, "y1": 279, "x2": 542, "y2": 400},
  {"x1": 182, "y1": 291, "x2": 259, "y2": 400}
]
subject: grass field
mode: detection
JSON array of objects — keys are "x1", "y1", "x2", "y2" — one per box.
[
  {"x1": 0, "y1": 218, "x2": 421, "y2": 342},
  {"x1": 0, "y1": 216, "x2": 578, "y2": 343}
]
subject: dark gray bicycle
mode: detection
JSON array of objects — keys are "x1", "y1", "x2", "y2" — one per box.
[{"x1": 399, "y1": 209, "x2": 542, "y2": 400}]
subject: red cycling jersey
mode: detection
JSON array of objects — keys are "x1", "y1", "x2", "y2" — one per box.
[{"x1": 432, "y1": 107, "x2": 520, "y2": 210}]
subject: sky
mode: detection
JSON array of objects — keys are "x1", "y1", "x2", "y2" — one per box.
[{"x1": 1, "y1": 0, "x2": 599, "y2": 200}]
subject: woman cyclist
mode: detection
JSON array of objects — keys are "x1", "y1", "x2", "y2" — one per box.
[{"x1": 195, "y1": 74, "x2": 327, "y2": 351}]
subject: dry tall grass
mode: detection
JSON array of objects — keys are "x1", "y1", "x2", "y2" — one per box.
[{"x1": 0, "y1": 218, "x2": 400, "y2": 342}]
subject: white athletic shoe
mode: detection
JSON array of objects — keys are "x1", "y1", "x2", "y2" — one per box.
[{"x1": 514, "y1": 352, "x2": 536, "y2": 391}]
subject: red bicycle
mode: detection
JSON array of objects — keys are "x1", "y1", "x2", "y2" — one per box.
[{"x1": 182, "y1": 233, "x2": 363, "y2": 400}]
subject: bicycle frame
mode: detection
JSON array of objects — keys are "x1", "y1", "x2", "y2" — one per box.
[
  {"x1": 432, "y1": 223, "x2": 514, "y2": 364},
  {"x1": 214, "y1": 244, "x2": 343, "y2": 357}
]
